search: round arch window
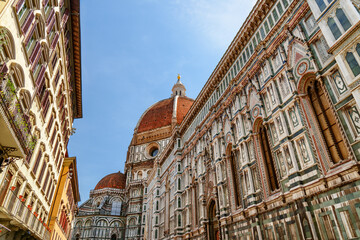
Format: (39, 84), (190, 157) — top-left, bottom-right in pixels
(149, 147), (159, 157)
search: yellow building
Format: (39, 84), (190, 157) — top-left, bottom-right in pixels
(48, 157), (80, 240)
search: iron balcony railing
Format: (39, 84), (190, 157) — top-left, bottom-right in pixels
(0, 185), (51, 239)
(0, 67), (37, 160)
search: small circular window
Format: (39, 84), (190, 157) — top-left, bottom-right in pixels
(150, 147), (159, 157)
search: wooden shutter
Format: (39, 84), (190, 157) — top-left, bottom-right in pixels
(41, 90), (50, 118)
(29, 41), (41, 64)
(32, 150), (42, 175)
(24, 23), (36, 45)
(50, 32), (59, 49)
(45, 180), (52, 198)
(61, 8), (69, 26)
(42, 171), (50, 192)
(46, 8), (55, 26)
(38, 162), (46, 183)
(15, 0), (25, 12)
(49, 184), (55, 202)
(21, 10), (34, 35)
(35, 65), (46, 88)
(46, 115), (54, 134)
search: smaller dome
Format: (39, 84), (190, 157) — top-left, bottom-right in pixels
(94, 172), (126, 190)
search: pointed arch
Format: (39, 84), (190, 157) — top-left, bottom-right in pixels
(297, 72), (351, 169)
(226, 143), (241, 207)
(254, 119), (280, 193)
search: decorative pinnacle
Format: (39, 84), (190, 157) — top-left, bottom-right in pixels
(177, 74), (181, 81)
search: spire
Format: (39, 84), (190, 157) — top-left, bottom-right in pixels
(172, 74), (186, 97)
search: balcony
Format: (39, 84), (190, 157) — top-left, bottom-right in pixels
(0, 186), (51, 239)
(0, 68), (37, 160)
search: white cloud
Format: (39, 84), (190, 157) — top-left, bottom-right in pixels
(171, 0), (257, 51)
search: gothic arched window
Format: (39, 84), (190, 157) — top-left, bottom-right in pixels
(336, 8), (351, 32)
(308, 81), (348, 163)
(316, 0), (326, 12)
(328, 17), (342, 40)
(259, 125), (279, 192)
(229, 151), (241, 206)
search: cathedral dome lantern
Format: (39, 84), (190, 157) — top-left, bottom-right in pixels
(172, 74), (187, 97)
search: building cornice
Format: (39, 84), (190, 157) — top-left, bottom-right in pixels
(70, 0), (82, 119)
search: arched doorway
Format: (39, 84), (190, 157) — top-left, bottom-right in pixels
(111, 233), (117, 240)
(208, 200), (220, 240)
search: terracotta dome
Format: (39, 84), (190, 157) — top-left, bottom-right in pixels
(94, 172), (126, 190)
(136, 96), (194, 133)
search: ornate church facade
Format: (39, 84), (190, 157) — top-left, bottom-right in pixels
(73, 0), (360, 239)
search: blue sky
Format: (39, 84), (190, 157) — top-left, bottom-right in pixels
(68, 0), (256, 202)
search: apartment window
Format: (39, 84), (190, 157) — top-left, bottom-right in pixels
(32, 149), (42, 174)
(327, 8), (352, 40)
(46, 114), (54, 134)
(42, 170), (50, 192)
(17, 0), (29, 20)
(45, 180), (52, 198)
(38, 161), (46, 183)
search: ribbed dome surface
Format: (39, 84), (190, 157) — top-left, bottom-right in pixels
(137, 96), (193, 133)
(94, 172), (126, 190)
